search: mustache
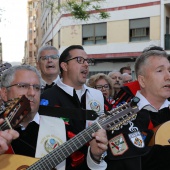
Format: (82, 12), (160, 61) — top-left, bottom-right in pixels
(114, 82), (121, 85)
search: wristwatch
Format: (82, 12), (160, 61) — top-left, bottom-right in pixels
(90, 149), (107, 164)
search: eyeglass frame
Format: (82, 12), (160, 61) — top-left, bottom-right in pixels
(5, 83), (44, 92)
(95, 84), (110, 90)
(39, 54), (59, 61)
(64, 56), (94, 64)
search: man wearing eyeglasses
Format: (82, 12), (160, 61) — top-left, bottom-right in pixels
(0, 65), (43, 157)
(40, 45), (108, 169)
(36, 45), (60, 90)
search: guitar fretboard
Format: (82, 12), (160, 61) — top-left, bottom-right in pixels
(0, 120), (10, 131)
(28, 122), (101, 170)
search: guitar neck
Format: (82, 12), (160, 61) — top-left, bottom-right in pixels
(0, 120), (10, 131)
(0, 95), (31, 131)
(28, 98), (139, 170)
(28, 122), (101, 169)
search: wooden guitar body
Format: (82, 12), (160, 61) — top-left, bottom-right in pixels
(149, 121), (170, 146)
(0, 154), (38, 170)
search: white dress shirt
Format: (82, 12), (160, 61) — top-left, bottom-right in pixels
(136, 91), (170, 112)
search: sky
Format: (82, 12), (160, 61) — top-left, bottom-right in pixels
(0, 0), (27, 63)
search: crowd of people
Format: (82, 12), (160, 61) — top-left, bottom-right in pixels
(0, 44), (170, 170)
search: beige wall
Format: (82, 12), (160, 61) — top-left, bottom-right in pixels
(150, 16), (160, 40)
(61, 25), (82, 46)
(107, 20), (129, 43)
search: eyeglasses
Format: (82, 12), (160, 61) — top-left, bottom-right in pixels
(95, 84), (110, 90)
(6, 83), (43, 92)
(40, 54), (59, 61)
(65, 56), (94, 65)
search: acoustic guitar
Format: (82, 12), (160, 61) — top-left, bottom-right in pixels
(0, 97), (140, 170)
(148, 121), (170, 146)
(0, 95), (31, 130)
(0, 95), (31, 155)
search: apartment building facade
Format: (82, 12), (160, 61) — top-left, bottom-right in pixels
(25, 0), (170, 76)
(23, 0), (41, 66)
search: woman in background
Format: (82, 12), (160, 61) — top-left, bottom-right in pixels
(87, 73), (115, 111)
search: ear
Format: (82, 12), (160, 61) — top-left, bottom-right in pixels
(60, 62), (68, 72)
(138, 75), (145, 89)
(0, 87), (8, 102)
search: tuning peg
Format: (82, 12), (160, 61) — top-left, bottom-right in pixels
(130, 97), (140, 107)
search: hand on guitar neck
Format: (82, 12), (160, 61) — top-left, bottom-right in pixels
(0, 97), (140, 170)
(0, 119), (19, 154)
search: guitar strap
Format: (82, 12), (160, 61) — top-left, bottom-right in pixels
(38, 105), (98, 120)
(35, 115), (66, 170)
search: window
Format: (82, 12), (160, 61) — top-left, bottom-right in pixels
(29, 29), (32, 34)
(129, 18), (150, 42)
(29, 51), (32, 58)
(82, 23), (106, 45)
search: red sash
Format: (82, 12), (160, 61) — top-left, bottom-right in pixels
(5, 145), (14, 154)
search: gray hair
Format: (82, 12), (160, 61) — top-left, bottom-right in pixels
(135, 46), (168, 78)
(108, 70), (121, 77)
(1, 65), (43, 88)
(37, 45), (59, 61)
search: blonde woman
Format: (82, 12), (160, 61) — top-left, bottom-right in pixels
(87, 73), (115, 111)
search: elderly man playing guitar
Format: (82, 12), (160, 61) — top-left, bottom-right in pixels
(0, 65), (108, 170)
(106, 46), (170, 170)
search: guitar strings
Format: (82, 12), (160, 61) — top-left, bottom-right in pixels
(28, 122), (100, 169)
(0, 104), (18, 130)
(29, 104), (131, 169)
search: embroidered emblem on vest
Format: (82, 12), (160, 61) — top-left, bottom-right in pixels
(128, 121), (145, 148)
(109, 133), (128, 156)
(44, 136), (63, 153)
(89, 100), (100, 112)
(128, 131), (145, 148)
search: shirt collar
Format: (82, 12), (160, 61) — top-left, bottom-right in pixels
(56, 78), (89, 96)
(136, 90), (170, 112)
(42, 75), (60, 86)
(32, 112), (40, 125)
(20, 112), (40, 130)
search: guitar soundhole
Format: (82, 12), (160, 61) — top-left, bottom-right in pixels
(17, 165), (29, 170)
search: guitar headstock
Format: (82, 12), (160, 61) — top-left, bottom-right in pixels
(99, 97), (140, 132)
(0, 95), (31, 130)
(0, 63), (12, 80)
